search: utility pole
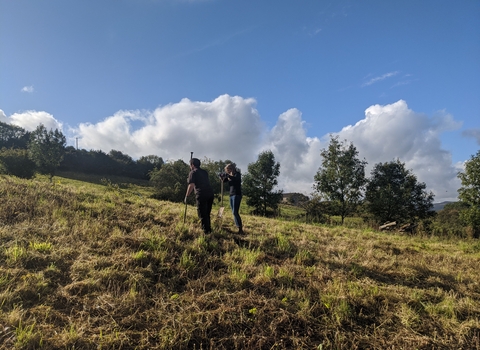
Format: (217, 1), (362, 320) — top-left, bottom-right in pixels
(76, 137), (78, 150)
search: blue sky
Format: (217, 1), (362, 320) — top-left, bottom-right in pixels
(1, 0), (479, 202)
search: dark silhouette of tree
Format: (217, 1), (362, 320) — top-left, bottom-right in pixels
(28, 124), (66, 181)
(0, 122), (30, 149)
(365, 159), (434, 225)
(314, 135), (367, 224)
(137, 155), (164, 179)
(457, 150), (480, 237)
(243, 150), (283, 216)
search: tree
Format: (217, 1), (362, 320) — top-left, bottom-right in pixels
(137, 155), (164, 179)
(243, 150), (283, 216)
(365, 159), (434, 225)
(28, 124), (66, 180)
(0, 148), (36, 178)
(314, 135), (367, 224)
(457, 150), (480, 237)
(150, 159), (190, 202)
(0, 122), (30, 149)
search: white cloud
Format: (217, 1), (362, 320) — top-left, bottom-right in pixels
(262, 108), (322, 194)
(0, 109), (8, 123)
(3, 110), (63, 132)
(74, 94), (264, 170)
(72, 97), (463, 201)
(21, 86), (34, 93)
(1, 97), (463, 202)
(362, 71), (399, 87)
(335, 100), (462, 201)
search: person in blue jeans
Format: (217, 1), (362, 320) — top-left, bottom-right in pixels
(220, 163), (243, 234)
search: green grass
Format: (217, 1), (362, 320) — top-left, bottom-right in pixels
(0, 174), (479, 349)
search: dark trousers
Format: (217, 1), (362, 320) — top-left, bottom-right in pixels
(196, 196), (214, 233)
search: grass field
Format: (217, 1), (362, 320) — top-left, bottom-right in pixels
(0, 174), (479, 349)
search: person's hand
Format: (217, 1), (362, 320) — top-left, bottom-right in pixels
(184, 196), (188, 204)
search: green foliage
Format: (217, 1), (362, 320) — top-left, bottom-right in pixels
(302, 195), (329, 223)
(243, 150), (283, 216)
(60, 148), (163, 180)
(457, 150), (480, 237)
(28, 124), (66, 180)
(0, 121), (30, 149)
(0, 148), (36, 178)
(137, 154), (164, 178)
(365, 159), (435, 225)
(431, 202), (469, 238)
(314, 135), (367, 224)
(149, 159), (190, 202)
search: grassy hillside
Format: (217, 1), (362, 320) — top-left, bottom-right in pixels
(0, 175), (479, 349)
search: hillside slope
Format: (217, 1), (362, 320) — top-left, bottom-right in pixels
(0, 176), (479, 349)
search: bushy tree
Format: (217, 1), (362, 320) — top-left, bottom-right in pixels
(0, 148), (36, 178)
(457, 150), (480, 237)
(150, 159), (190, 202)
(243, 150), (283, 216)
(302, 194), (330, 224)
(137, 155), (164, 179)
(314, 135), (367, 224)
(432, 202), (469, 238)
(365, 159), (434, 225)
(28, 124), (66, 180)
(0, 122), (30, 149)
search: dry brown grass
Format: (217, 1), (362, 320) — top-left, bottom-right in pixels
(0, 175), (479, 349)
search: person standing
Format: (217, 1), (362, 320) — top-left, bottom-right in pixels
(185, 158), (214, 234)
(220, 163), (243, 234)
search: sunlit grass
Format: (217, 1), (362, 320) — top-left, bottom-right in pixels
(0, 175), (478, 349)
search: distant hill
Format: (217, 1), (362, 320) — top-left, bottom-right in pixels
(433, 201), (454, 211)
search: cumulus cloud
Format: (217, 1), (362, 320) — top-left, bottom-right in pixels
(72, 97), (464, 201)
(0, 109), (8, 123)
(462, 128), (480, 145)
(1, 97), (463, 202)
(21, 85), (34, 93)
(74, 94), (264, 170)
(1, 110), (63, 132)
(335, 100), (462, 201)
(262, 108), (322, 194)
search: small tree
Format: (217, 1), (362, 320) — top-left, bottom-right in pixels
(365, 159), (434, 225)
(457, 150), (480, 238)
(0, 148), (36, 178)
(314, 135), (367, 224)
(28, 124), (66, 181)
(243, 150), (283, 216)
(150, 159), (190, 202)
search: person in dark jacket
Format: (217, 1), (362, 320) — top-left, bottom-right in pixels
(220, 163), (243, 234)
(185, 158), (214, 234)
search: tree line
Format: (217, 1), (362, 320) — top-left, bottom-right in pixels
(0, 122), (478, 237)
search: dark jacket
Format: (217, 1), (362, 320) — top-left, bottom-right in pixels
(188, 167), (214, 200)
(223, 172), (242, 196)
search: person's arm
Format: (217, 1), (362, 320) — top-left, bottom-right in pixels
(185, 183), (195, 203)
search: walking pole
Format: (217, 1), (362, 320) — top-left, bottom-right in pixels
(183, 152), (193, 224)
